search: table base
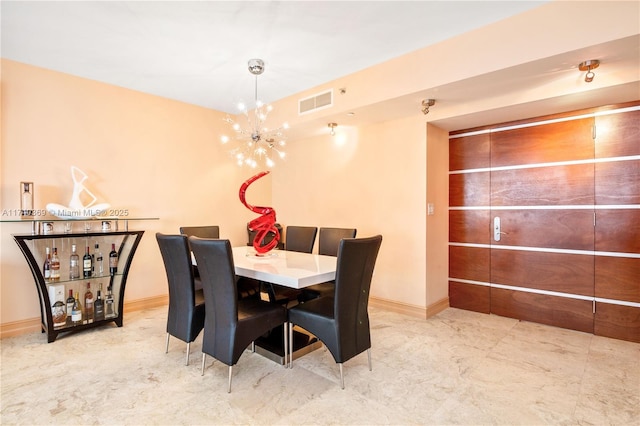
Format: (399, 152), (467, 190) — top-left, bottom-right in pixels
(254, 326), (322, 365)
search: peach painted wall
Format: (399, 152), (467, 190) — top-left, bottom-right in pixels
(0, 59), (266, 326)
(425, 124), (449, 307)
(272, 114), (429, 309)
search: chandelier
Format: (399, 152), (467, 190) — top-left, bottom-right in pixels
(221, 59), (288, 168)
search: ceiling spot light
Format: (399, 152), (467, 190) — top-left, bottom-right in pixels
(328, 122), (338, 136)
(579, 60), (600, 83)
(421, 99), (435, 115)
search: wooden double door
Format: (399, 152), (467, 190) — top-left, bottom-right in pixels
(448, 103), (639, 342)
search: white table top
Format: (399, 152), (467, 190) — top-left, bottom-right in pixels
(231, 246), (337, 289)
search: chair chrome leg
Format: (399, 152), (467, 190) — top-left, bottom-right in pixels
(283, 322), (289, 368)
(165, 333), (170, 353)
(228, 366), (233, 393)
(185, 342), (190, 366)
(289, 323), (294, 369)
(339, 363), (344, 389)
(367, 348), (372, 371)
(201, 353), (206, 376)
(251, 341), (255, 352)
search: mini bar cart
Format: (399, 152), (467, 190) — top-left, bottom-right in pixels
(11, 218), (157, 342)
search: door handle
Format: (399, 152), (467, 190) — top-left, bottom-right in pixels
(494, 217), (507, 242)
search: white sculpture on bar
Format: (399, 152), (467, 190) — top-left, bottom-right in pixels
(46, 166), (110, 219)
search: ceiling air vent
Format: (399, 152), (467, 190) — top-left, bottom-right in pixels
(298, 89), (333, 115)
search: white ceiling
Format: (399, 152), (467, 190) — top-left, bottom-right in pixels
(2, 1), (638, 134)
(1, 1), (549, 114)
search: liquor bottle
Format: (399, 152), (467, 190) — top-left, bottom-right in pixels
(43, 247), (52, 281)
(94, 243), (104, 276)
(83, 246), (92, 278)
(52, 300), (67, 327)
(20, 182), (34, 216)
(69, 244), (80, 279)
(50, 248), (61, 281)
(71, 292), (82, 324)
(66, 289), (75, 320)
(109, 243), (118, 276)
(84, 282), (94, 323)
(105, 284), (115, 318)
(94, 283), (105, 321)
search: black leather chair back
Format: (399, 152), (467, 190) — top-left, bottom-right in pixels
(285, 226), (318, 253)
(189, 238), (238, 365)
(179, 225), (220, 239)
(156, 233), (204, 344)
(332, 235), (382, 362)
(318, 227), (357, 256)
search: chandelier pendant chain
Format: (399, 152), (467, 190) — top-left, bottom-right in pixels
(253, 74), (260, 141)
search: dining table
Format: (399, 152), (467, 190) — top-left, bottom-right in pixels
(194, 246), (338, 365)
(234, 246), (337, 364)
(232, 246), (337, 288)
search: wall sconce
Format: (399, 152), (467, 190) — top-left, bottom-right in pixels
(579, 60), (599, 83)
(328, 122), (338, 136)
(421, 99), (435, 115)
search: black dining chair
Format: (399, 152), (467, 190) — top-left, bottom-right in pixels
(288, 235), (382, 389)
(156, 233), (206, 366)
(179, 226), (220, 286)
(299, 227), (357, 301)
(181, 225), (259, 300)
(285, 226), (318, 254)
(189, 237), (288, 393)
(179, 225), (220, 240)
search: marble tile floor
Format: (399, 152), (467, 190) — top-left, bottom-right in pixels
(1, 306), (638, 425)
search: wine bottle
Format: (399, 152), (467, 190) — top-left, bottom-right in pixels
(69, 244), (80, 279)
(94, 283), (105, 321)
(84, 282), (94, 323)
(109, 243), (118, 276)
(105, 284), (115, 318)
(94, 243), (104, 276)
(71, 292), (82, 324)
(50, 248), (61, 281)
(83, 246), (92, 278)
(43, 247), (51, 281)
(66, 289), (75, 320)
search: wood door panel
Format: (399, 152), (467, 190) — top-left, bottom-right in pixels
(595, 160), (640, 205)
(449, 246), (490, 283)
(595, 257), (640, 302)
(491, 288), (593, 333)
(450, 104), (638, 342)
(595, 209), (640, 253)
(491, 250), (594, 296)
(490, 118), (594, 167)
(595, 110), (640, 158)
(449, 133), (490, 171)
(449, 281), (490, 314)
(491, 164), (594, 206)
(493, 209), (594, 250)
(449, 172), (490, 207)
(594, 303), (640, 343)
(449, 210), (491, 244)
